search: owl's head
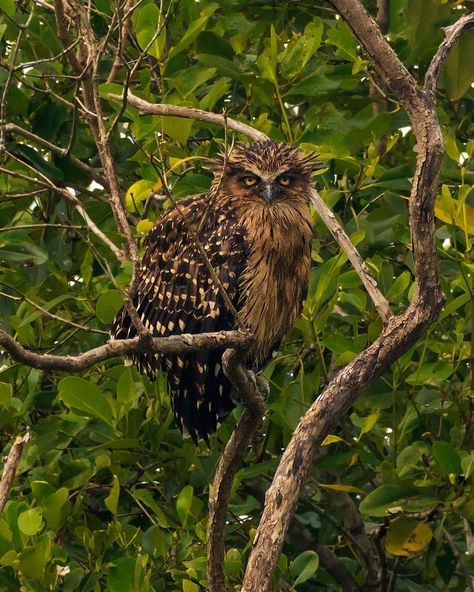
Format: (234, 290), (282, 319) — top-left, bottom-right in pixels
(212, 140), (315, 206)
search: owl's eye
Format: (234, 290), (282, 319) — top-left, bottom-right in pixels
(278, 175), (293, 187)
(242, 175), (258, 187)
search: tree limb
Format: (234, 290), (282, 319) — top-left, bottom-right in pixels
(0, 430), (31, 514)
(0, 329), (253, 373)
(424, 13), (474, 96)
(240, 1), (448, 589)
(207, 350), (266, 592)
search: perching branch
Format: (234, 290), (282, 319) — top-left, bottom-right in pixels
(239, 2), (461, 590)
(0, 329), (252, 373)
(0, 430), (31, 514)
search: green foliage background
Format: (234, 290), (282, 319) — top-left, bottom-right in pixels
(0, 0), (474, 590)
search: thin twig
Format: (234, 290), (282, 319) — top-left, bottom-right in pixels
(3, 123), (106, 184)
(0, 430), (31, 514)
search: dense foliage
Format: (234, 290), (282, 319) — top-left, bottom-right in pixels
(0, 0), (474, 590)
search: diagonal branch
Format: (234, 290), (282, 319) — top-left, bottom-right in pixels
(424, 13), (474, 95)
(0, 430), (31, 514)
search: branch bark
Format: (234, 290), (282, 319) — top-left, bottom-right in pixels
(0, 329), (252, 373)
(208, 350), (266, 592)
(239, 3), (471, 591)
(0, 430), (31, 514)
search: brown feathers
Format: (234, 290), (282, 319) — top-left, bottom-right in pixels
(111, 140), (314, 442)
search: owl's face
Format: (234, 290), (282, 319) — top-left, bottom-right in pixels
(214, 141), (315, 207)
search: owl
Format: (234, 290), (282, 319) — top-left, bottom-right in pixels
(111, 140), (314, 442)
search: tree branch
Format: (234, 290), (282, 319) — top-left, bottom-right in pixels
(3, 122), (107, 185)
(0, 430), (31, 514)
(0, 329), (253, 373)
(424, 13), (474, 96)
(309, 188), (391, 323)
(107, 91), (269, 142)
(240, 1), (448, 589)
(208, 350), (266, 592)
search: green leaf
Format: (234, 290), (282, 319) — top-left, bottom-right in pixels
(168, 4), (218, 59)
(359, 484), (420, 517)
(0, 382), (12, 407)
(442, 29), (474, 101)
(290, 550), (319, 587)
(58, 376), (114, 426)
(96, 290), (123, 324)
(117, 367), (135, 404)
(125, 179), (154, 213)
(18, 508), (44, 536)
(133, 4), (166, 59)
(405, 361), (453, 386)
(461, 454), (474, 479)
(176, 485), (194, 526)
(387, 271), (411, 303)
(107, 557), (136, 592)
(133, 489), (169, 527)
(105, 475), (120, 516)
(432, 441), (462, 475)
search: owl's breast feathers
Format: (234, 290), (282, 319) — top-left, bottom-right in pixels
(111, 190), (312, 442)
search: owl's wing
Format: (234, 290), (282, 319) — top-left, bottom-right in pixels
(111, 194), (248, 442)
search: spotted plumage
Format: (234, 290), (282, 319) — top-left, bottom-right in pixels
(111, 140), (314, 442)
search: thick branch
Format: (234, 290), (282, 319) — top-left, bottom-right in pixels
(240, 2), (448, 590)
(0, 329), (252, 373)
(0, 430), (31, 514)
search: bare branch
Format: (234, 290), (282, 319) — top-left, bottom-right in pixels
(424, 13), (474, 95)
(0, 430), (31, 514)
(0, 329), (253, 373)
(108, 91), (269, 142)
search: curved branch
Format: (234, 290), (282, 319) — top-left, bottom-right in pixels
(309, 188), (391, 323)
(240, 1), (448, 590)
(424, 13), (474, 95)
(0, 329), (252, 373)
(208, 350), (266, 592)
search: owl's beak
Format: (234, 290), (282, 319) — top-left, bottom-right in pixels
(261, 184), (277, 204)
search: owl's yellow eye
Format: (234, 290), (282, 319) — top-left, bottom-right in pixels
(278, 175), (292, 187)
(242, 175), (258, 187)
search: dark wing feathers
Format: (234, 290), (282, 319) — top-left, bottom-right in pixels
(111, 194), (248, 442)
